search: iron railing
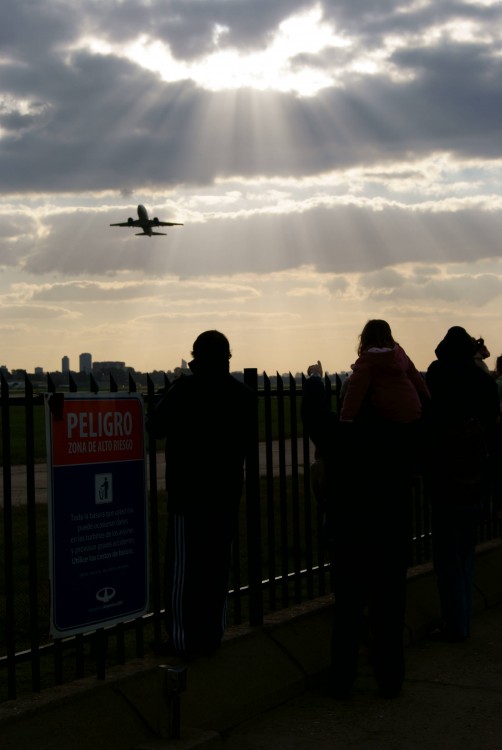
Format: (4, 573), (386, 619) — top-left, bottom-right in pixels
(1, 369), (500, 702)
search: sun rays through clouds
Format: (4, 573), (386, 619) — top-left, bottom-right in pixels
(1, 0), (502, 372)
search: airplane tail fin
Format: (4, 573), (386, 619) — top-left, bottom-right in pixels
(135, 231), (167, 236)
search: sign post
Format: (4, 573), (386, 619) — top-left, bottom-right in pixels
(46, 392), (148, 637)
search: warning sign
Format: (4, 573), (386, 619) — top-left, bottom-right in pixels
(46, 393), (148, 637)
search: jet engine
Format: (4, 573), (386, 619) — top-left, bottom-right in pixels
(153, 217), (160, 225)
(127, 217), (134, 225)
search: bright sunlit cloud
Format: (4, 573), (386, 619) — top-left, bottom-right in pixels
(2, 0), (502, 373)
(74, 3), (502, 98)
(78, 4), (350, 95)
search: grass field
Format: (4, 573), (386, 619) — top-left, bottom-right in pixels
(0, 403), (47, 464)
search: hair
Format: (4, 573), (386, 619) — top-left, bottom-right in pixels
(357, 319), (395, 356)
(434, 326), (475, 361)
(496, 355), (502, 376)
(191, 330), (231, 365)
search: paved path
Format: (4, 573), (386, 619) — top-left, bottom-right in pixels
(1, 440), (309, 506)
(1, 463), (49, 506)
(219, 603), (502, 750)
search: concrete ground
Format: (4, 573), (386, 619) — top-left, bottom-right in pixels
(218, 602), (502, 750)
(1, 544), (502, 750)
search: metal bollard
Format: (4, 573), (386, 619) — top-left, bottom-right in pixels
(160, 664), (188, 740)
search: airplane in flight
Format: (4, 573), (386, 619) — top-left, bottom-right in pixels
(110, 204), (183, 236)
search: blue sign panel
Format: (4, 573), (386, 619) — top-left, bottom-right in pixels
(46, 393), (148, 637)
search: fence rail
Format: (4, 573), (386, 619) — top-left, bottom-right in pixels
(1, 370), (500, 703)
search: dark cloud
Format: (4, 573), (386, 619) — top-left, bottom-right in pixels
(359, 268), (406, 290)
(75, 0), (313, 59)
(0, 0), (310, 63)
(1, 0), (502, 294)
(0, 0), (76, 59)
(1, 1), (501, 195)
(147, 0), (313, 59)
(370, 273), (502, 307)
(322, 0), (502, 45)
(2, 44), (502, 194)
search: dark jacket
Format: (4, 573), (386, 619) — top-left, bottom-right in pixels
(425, 334), (500, 489)
(148, 367), (256, 516)
(426, 359), (499, 434)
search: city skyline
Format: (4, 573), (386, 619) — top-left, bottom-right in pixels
(3, 351), (340, 377)
(1, 2), (502, 376)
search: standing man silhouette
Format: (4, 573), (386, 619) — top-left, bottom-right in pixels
(149, 330), (255, 656)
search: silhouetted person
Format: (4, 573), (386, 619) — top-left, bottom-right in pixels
(494, 355), (502, 404)
(426, 326), (499, 642)
(302, 320), (429, 699)
(148, 330), (255, 656)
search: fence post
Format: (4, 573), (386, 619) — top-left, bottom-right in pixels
(24, 374), (41, 692)
(147, 374), (163, 649)
(244, 368), (263, 626)
(1, 375), (16, 699)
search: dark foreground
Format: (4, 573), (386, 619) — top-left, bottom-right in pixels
(219, 603), (502, 750)
(2, 558), (501, 750)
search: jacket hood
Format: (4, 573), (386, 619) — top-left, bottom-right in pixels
(361, 344), (409, 372)
(434, 326), (474, 362)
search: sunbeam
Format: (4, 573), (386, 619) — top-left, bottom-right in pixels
(1, 1), (502, 374)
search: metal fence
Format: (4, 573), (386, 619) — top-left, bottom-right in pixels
(1, 370), (500, 703)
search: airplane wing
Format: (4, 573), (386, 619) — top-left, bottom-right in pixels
(110, 221), (141, 227)
(147, 221), (184, 227)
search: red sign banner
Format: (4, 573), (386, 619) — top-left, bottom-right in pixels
(50, 395), (144, 466)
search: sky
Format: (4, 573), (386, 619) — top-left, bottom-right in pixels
(1, 0), (502, 376)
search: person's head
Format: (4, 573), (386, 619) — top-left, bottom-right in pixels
(434, 326), (475, 362)
(190, 330), (231, 372)
(357, 319), (395, 356)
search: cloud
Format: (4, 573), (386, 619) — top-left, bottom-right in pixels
(81, 1), (315, 59)
(0, 194), (499, 279)
(0, 303), (77, 320)
(21, 277), (260, 304)
(369, 270), (502, 306)
(322, 0), (502, 42)
(1, 0), (502, 374)
(1, 2), (502, 194)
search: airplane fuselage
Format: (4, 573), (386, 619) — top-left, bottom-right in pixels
(137, 204), (154, 236)
(137, 204), (149, 224)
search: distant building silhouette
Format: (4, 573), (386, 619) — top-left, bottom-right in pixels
(79, 352), (92, 374)
(62, 355), (69, 374)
